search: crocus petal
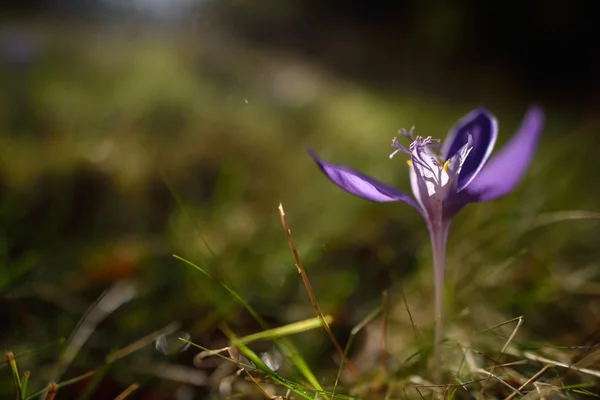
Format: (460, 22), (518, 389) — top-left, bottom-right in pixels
(441, 108), (498, 191)
(409, 163), (426, 212)
(445, 135), (474, 188)
(411, 136), (473, 220)
(462, 106), (545, 201)
(412, 145), (447, 197)
(409, 159), (433, 217)
(309, 148), (424, 215)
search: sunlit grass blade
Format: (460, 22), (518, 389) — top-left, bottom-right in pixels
(186, 337), (353, 400)
(221, 327), (359, 400)
(184, 315), (334, 395)
(237, 316), (334, 345)
(220, 324), (318, 400)
(174, 254), (325, 394)
(276, 337), (327, 398)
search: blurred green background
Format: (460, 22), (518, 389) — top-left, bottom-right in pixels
(1, 1), (600, 399)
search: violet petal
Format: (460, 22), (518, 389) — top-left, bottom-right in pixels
(441, 108), (498, 191)
(309, 148), (424, 215)
(442, 190), (472, 220)
(462, 106), (545, 201)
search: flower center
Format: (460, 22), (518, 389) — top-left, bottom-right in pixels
(390, 127), (440, 154)
(390, 128), (452, 195)
(390, 127), (445, 167)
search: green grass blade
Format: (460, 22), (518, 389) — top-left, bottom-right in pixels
(237, 316), (333, 345)
(173, 254), (263, 323)
(25, 370), (96, 400)
(20, 371), (30, 400)
(221, 324), (317, 400)
(174, 254), (325, 394)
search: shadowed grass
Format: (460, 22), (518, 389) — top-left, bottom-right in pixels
(5, 236), (600, 399)
(333, 304), (381, 397)
(6, 322), (185, 399)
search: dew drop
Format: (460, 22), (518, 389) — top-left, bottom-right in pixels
(155, 331), (191, 355)
(261, 348), (283, 371)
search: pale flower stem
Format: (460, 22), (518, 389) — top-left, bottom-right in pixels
(428, 219), (450, 382)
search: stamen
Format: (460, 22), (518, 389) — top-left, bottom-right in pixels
(390, 137), (411, 158)
(398, 126), (416, 140)
(443, 160), (450, 172)
(390, 128), (443, 176)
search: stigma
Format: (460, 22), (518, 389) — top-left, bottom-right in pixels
(390, 127), (442, 163)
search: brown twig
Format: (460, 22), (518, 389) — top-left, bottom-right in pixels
(278, 203), (360, 379)
(523, 351), (600, 378)
(504, 364), (552, 400)
(477, 316), (523, 397)
(44, 383), (58, 400)
(114, 383), (140, 400)
(475, 368), (522, 396)
(105, 321), (180, 363)
(227, 347), (273, 399)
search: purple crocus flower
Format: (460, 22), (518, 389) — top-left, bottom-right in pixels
(309, 106), (544, 374)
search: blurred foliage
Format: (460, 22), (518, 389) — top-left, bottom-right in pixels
(1, 3), (600, 398)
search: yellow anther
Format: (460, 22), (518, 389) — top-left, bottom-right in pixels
(443, 160), (450, 172)
(406, 160), (413, 167)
